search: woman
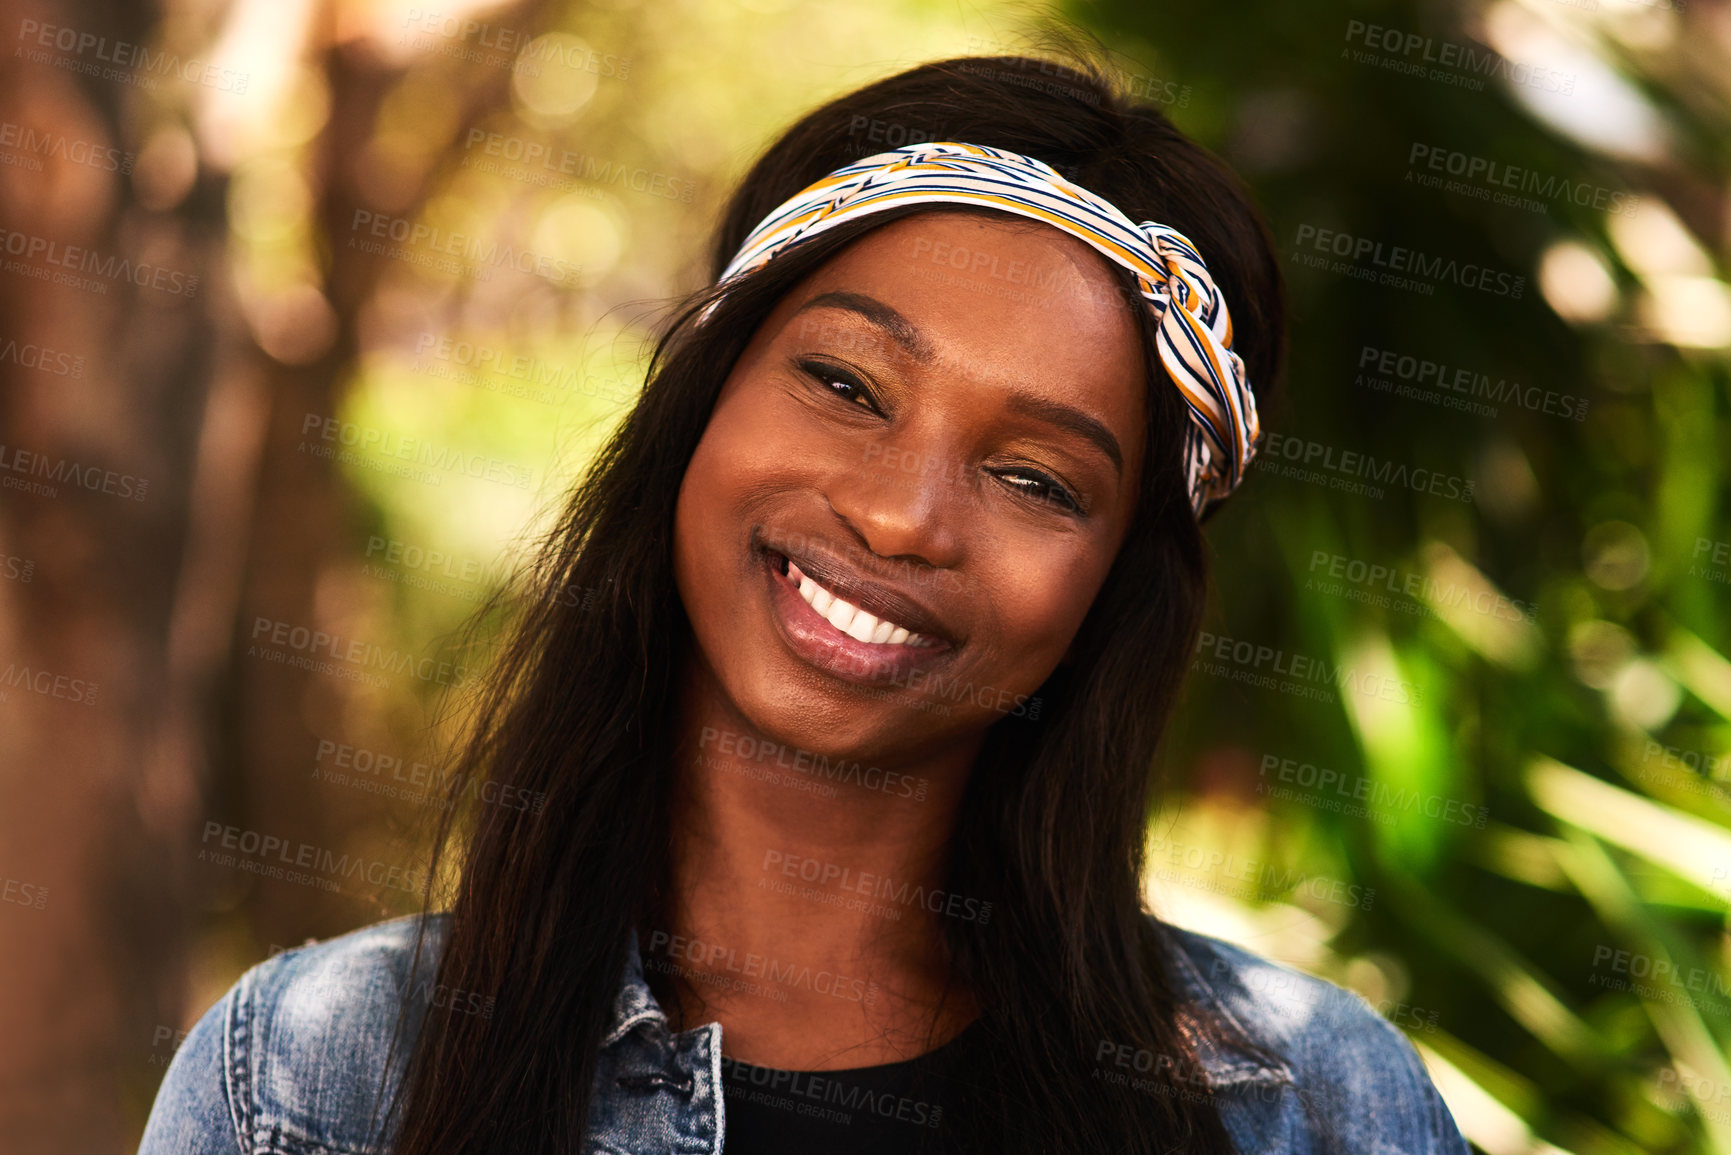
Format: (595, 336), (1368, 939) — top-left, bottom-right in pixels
(141, 51), (1469, 1155)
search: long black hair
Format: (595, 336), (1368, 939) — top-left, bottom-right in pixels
(378, 47), (1286, 1155)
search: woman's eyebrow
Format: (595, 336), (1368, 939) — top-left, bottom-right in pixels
(1002, 390), (1124, 477)
(792, 290), (935, 360)
(792, 288), (1122, 477)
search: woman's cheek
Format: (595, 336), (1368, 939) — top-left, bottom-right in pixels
(1006, 558), (1106, 662)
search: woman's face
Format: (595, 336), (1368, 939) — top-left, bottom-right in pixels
(673, 212), (1148, 763)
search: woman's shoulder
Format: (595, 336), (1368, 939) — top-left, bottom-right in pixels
(140, 912), (452, 1155)
(1162, 922), (1417, 1060)
(239, 909), (451, 1023)
(1159, 922), (1470, 1154)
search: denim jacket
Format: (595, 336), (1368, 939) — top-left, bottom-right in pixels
(140, 912), (1469, 1154)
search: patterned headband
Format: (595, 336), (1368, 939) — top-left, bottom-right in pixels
(712, 141), (1261, 517)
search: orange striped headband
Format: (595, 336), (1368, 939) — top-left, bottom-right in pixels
(714, 141), (1261, 516)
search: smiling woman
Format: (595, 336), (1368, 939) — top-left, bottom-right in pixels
(676, 213), (1146, 745)
(139, 51), (1469, 1155)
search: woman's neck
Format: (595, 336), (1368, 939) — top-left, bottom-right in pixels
(650, 656), (983, 1069)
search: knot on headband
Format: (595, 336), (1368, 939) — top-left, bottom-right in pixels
(713, 141), (1261, 517)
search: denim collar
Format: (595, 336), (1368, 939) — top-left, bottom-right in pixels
(607, 927), (1292, 1087)
(604, 931), (671, 1046)
(1162, 928), (1296, 1087)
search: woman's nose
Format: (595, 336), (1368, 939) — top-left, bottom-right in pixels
(824, 436), (966, 572)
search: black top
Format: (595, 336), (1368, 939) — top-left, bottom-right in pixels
(719, 1019), (985, 1154)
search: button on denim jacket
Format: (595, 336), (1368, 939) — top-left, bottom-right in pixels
(140, 912), (1469, 1154)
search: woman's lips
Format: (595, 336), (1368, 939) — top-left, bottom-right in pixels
(762, 550), (956, 686)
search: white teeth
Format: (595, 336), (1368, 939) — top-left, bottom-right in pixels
(783, 559), (928, 647)
(825, 598), (856, 632)
(846, 611), (879, 642)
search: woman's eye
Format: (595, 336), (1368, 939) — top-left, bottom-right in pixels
(996, 470), (1082, 514)
(799, 360), (876, 410)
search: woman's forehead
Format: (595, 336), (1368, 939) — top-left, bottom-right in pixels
(774, 212), (1147, 412)
(809, 211), (1134, 312)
